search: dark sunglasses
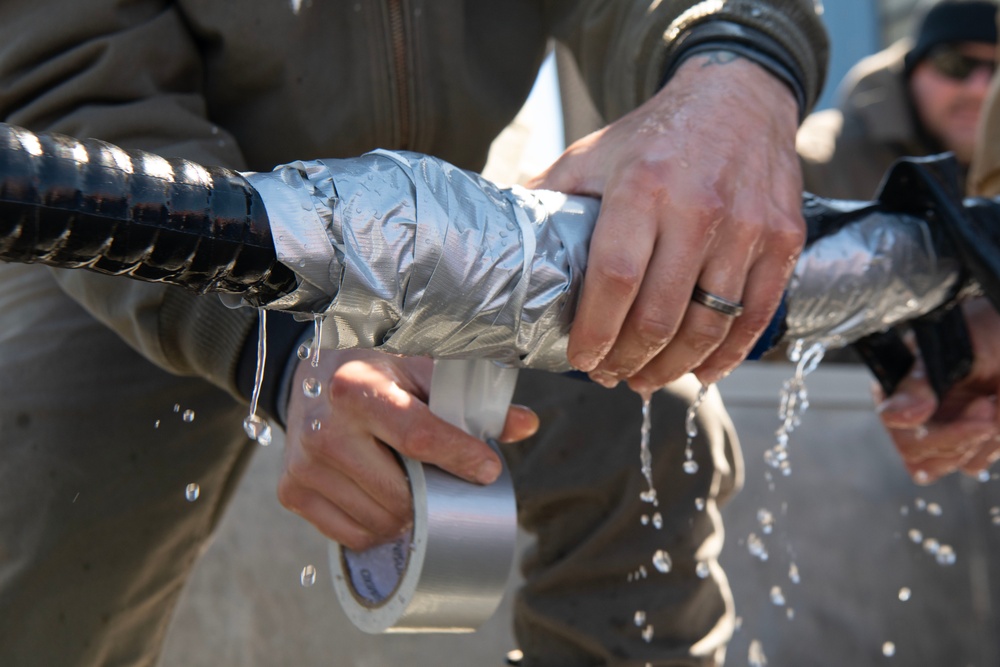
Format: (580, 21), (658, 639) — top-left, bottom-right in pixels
(926, 45), (997, 82)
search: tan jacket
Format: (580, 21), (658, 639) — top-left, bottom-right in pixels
(0, 0), (828, 395)
(797, 39), (939, 201)
(971, 15), (1000, 196)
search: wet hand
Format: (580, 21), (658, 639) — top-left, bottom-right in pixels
(876, 299), (1000, 483)
(277, 349), (539, 551)
(528, 53), (804, 392)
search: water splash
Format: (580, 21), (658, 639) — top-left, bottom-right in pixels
(682, 384), (710, 475)
(639, 394), (658, 506)
(765, 340), (827, 478)
(747, 532), (769, 561)
(243, 309), (273, 446)
(311, 315), (324, 368)
(757, 508), (775, 535)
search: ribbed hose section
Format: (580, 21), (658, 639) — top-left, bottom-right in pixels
(0, 122), (296, 306)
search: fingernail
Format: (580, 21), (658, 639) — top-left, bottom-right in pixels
(476, 459), (502, 484)
(572, 352), (600, 372)
(590, 371), (619, 389)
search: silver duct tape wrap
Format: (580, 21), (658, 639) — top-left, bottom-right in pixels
(247, 150), (968, 362)
(246, 151), (599, 372)
(330, 360), (519, 633)
(784, 211), (963, 347)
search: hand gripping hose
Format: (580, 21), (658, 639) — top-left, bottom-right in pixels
(0, 121), (996, 396)
(0, 122), (296, 306)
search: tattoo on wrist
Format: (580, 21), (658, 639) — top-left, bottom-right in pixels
(699, 51), (741, 67)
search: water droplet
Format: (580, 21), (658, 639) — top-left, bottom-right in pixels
(640, 514), (649, 526)
(770, 585), (786, 606)
(302, 377), (322, 398)
(695, 497), (705, 511)
(922, 538), (940, 555)
(154, 420), (160, 429)
(735, 616), (744, 631)
(633, 610), (646, 627)
(173, 403), (181, 413)
(926, 502), (942, 517)
(748, 533), (769, 561)
(185, 483), (200, 502)
(908, 528), (923, 543)
(696, 561), (710, 579)
(979, 470), (992, 483)
(789, 562), (801, 584)
(899, 505), (909, 516)
(786, 607), (795, 620)
(993, 515), (1000, 526)
(311, 419), (322, 431)
(297, 342), (311, 360)
(749, 639), (768, 667)
(652, 550), (672, 573)
(182, 409), (195, 423)
(300, 564), (317, 587)
(935, 544), (956, 566)
(641, 624), (654, 643)
(882, 641), (896, 657)
(683, 459), (699, 474)
(757, 508), (775, 534)
(750, 7), (763, 17)
(652, 512), (663, 529)
(243, 414), (273, 446)
(637, 565), (648, 579)
(898, 587), (911, 602)
(914, 470), (930, 484)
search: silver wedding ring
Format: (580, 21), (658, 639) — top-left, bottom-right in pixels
(691, 285), (744, 318)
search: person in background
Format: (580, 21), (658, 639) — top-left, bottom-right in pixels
(0, 2), (827, 666)
(749, 3), (1000, 665)
(798, 0), (998, 199)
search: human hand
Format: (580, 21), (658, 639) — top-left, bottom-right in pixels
(876, 299), (1000, 483)
(528, 52), (804, 393)
(277, 349), (539, 550)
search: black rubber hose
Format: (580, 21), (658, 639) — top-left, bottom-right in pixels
(0, 122), (296, 306)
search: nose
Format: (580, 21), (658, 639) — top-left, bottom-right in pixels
(965, 65), (995, 92)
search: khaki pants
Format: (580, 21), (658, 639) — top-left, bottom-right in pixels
(0, 263), (740, 667)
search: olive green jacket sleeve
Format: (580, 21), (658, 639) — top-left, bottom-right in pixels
(545, 0), (829, 122)
(0, 0), (255, 396)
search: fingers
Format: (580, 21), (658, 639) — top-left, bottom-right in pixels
(498, 404), (539, 443)
(279, 350), (506, 551)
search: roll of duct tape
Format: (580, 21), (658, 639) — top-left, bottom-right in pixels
(329, 359), (519, 633)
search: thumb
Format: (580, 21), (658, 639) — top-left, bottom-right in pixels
(875, 373), (938, 428)
(497, 404), (540, 443)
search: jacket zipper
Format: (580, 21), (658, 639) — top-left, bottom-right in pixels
(386, 0), (411, 148)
